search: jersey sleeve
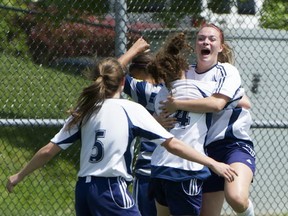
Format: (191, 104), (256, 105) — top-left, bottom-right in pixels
(123, 74), (146, 101)
(214, 63), (242, 99)
(50, 116), (81, 150)
(224, 87), (245, 109)
(123, 101), (174, 145)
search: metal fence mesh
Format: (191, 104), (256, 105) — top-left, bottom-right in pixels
(1, 0), (287, 215)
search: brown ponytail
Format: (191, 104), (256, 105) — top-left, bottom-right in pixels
(66, 57), (125, 129)
(148, 32), (191, 88)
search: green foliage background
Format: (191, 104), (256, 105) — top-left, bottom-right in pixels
(260, 0), (288, 30)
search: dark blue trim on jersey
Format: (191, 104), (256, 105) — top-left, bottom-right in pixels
(214, 64), (227, 93)
(191, 63), (218, 75)
(196, 86), (210, 98)
(123, 108), (168, 177)
(123, 75), (163, 114)
(139, 140), (157, 152)
(204, 112), (213, 145)
(124, 74), (148, 107)
(123, 110), (136, 177)
(134, 159), (151, 172)
(123, 75), (149, 109)
(223, 86), (242, 109)
(205, 138), (254, 150)
(224, 107), (242, 139)
(133, 81), (147, 108)
(124, 75), (133, 97)
(151, 165), (211, 181)
(54, 129), (81, 146)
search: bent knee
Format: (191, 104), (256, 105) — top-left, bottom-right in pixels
(226, 194), (249, 213)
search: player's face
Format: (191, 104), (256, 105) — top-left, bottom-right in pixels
(195, 27), (223, 68)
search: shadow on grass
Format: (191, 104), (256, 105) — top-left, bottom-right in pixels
(0, 125), (81, 164)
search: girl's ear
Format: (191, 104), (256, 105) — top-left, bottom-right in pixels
(219, 43), (224, 53)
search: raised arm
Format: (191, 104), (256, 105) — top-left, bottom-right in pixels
(118, 37), (150, 68)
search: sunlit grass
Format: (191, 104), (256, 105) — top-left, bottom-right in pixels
(0, 53), (90, 119)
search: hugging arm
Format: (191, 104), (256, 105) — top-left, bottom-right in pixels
(161, 93), (230, 114)
(162, 138), (238, 182)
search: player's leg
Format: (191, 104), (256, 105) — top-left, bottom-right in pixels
(200, 142), (227, 216)
(224, 162), (254, 216)
(224, 140), (256, 216)
(155, 201), (170, 216)
(200, 191), (224, 216)
(149, 178), (170, 216)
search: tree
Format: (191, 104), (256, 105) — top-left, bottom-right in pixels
(260, 0), (288, 30)
(31, 0), (109, 20)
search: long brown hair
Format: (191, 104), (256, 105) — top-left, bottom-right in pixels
(129, 52), (154, 75)
(147, 32), (191, 88)
(66, 57), (125, 129)
(197, 23), (234, 64)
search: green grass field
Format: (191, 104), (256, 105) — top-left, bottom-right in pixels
(1, 126), (81, 216)
(0, 53), (89, 119)
(0, 53), (86, 215)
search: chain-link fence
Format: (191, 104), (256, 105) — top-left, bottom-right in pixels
(1, 0), (287, 215)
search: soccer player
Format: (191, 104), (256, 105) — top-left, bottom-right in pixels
(119, 39), (176, 216)
(160, 24), (256, 216)
(123, 52), (163, 216)
(6, 56), (237, 216)
(147, 32), (243, 216)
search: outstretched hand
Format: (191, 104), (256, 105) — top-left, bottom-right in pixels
(6, 174), (22, 193)
(210, 162), (238, 183)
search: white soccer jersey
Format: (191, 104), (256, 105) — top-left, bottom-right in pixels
(123, 75), (164, 177)
(186, 62), (242, 98)
(186, 63), (252, 146)
(152, 79), (217, 181)
(51, 99), (173, 182)
(124, 75), (163, 114)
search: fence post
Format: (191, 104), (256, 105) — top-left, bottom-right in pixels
(114, 0), (128, 57)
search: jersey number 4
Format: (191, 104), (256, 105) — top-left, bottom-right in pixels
(174, 110), (190, 128)
(89, 130), (105, 163)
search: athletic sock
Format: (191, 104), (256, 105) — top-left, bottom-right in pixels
(236, 199), (254, 216)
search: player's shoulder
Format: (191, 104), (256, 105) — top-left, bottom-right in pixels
(109, 98), (146, 110)
(217, 62), (238, 71)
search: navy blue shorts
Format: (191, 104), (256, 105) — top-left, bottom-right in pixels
(133, 175), (156, 216)
(75, 176), (140, 216)
(149, 178), (203, 216)
(203, 140), (256, 193)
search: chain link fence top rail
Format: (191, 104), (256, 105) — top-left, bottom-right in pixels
(1, 0), (287, 215)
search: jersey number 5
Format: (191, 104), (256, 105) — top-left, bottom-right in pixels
(89, 130), (105, 163)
